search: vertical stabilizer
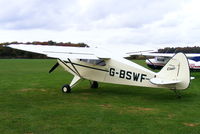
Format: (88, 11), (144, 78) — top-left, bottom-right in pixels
(153, 53), (190, 90)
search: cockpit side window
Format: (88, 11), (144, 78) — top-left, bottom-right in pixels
(80, 59), (106, 66)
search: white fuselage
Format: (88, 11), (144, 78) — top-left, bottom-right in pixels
(57, 58), (161, 88)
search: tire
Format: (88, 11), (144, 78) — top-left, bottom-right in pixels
(62, 84), (71, 93)
(91, 81), (98, 88)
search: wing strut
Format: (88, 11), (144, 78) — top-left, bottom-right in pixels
(58, 59), (80, 76)
(146, 56), (156, 69)
(67, 58), (82, 78)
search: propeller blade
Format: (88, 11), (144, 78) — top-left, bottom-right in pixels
(49, 62), (59, 73)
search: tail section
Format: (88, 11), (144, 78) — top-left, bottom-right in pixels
(150, 53), (190, 90)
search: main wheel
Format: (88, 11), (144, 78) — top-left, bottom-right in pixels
(62, 84), (71, 93)
(91, 81), (98, 88)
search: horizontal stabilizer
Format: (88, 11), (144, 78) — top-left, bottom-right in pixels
(191, 77), (195, 80)
(150, 78), (180, 85)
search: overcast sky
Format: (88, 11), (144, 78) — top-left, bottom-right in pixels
(0, 0), (200, 50)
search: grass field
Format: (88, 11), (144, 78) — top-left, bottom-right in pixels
(1, 59), (200, 134)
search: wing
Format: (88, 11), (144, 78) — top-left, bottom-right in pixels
(8, 44), (111, 60)
(128, 52), (200, 58)
(130, 52), (174, 57)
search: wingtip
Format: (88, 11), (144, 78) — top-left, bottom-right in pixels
(7, 44), (29, 48)
(6, 44), (18, 48)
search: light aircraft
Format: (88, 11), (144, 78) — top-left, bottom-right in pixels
(131, 52), (200, 71)
(7, 44), (191, 97)
(146, 57), (200, 71)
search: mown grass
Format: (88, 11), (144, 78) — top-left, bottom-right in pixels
(0, 59), (200, 134)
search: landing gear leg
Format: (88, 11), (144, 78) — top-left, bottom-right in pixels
(90, 81), (98, 88)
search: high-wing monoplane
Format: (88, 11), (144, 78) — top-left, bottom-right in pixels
(7, 44), (191, 97)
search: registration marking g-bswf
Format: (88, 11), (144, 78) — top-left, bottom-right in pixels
(109, 68), (147, 82)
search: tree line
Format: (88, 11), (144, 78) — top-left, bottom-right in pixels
(158, 46), (200, 53)
(0, 41), (88, 58)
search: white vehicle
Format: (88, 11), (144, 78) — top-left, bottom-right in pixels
(8, 44), (191, 97)
(146, 57), (200, 71)
(131, 52), (200, 71)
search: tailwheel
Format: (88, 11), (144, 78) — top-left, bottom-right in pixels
(62, 84), (71, 93)
(174, 90), (181, 99)
(91, 81), (98, 88)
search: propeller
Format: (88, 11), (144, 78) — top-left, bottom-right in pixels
(49, 62), (59, 73)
